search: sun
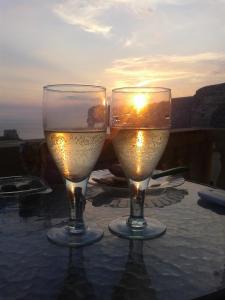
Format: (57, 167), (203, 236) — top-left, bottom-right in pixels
(132, 94), (147, 113)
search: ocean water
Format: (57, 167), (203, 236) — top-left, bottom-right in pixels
(0, 120), (44, 140)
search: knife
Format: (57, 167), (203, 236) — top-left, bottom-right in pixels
(151, 166), (189, 180)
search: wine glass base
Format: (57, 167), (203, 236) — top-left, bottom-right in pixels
(47, 224), (103, 247)
(108, 217), (166, 240)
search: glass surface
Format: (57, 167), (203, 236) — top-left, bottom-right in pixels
(109, 87), (171, 239)
(1, 181), (225, 300)
(43, 84), (107, 247)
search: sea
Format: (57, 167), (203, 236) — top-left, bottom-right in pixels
(0, 120), (44, 140)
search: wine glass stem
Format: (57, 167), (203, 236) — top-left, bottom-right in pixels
(127, 178), (150, 229)
(66, 178), (88, 234)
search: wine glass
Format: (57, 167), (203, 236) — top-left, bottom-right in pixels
(43, 84), (107, 247)
(109, 87), (171, 239)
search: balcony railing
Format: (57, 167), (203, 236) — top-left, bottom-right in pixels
(0, 128), (224, 189)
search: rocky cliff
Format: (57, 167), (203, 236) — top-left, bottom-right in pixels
(171, 96), (194, 128)
(172, 82), (225, 128)
(191, 82), (225, 127)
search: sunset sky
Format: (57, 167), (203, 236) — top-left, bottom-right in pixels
(1, 0), (225, 137)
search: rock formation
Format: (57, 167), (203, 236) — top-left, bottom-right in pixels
(191, 82), (225, 128)
(171, 82), (225, 129)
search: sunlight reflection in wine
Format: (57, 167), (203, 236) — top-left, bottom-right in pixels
(136, 130), (144, 177)
(55, 132), (70, 178)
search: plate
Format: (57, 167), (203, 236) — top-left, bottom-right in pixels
(0, 176), (52, 198)
(89, 169), (185, 192)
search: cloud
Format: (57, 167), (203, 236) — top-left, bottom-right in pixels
(105, 52), (225, 94)
(163, 52), (225, 63)
(122, 33), (144, 48)
(53, 0), (112, 36)
(53, 0), (153, 36)
(53, 0), (113, 36)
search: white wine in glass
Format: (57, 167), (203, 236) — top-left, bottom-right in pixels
(45, 130), (106, 182)
(43, 84), (107, 247)
(109, 87), (171, 239)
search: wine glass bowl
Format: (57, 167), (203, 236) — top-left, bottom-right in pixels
(109, 87), (171, 239)
(43, 84), (107, 247)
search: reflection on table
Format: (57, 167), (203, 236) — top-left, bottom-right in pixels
(1, 181), (225, 300)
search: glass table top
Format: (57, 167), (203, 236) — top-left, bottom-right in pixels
(0, 181), (225, 300)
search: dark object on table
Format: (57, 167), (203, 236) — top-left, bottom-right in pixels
(92, 176), (128, 188)
(17, 184), (30, 191)
(151, 166), (189, 179)
(109, 164), (188, 180)
(0, 175), (52, 197)
(1, 184), (18, 192)
(29, 180), (43, 188)
(197, 198), (225, 216)
(198, 188), (225, 207)
(108, 163), (126, 178)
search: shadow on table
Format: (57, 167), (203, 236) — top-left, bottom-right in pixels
(58, 248), (97, 300)
(89, 187), (188, 209)
(56, 240), (157, 300)
(16, 185), (69, 221)
(18, 196), (45, 218)
(197, 199), (225, 215)
(0, 195), (45, 218)
(111, 240), (157, 300)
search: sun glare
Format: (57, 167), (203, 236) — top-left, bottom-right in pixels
(132, 94), (147, 113)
